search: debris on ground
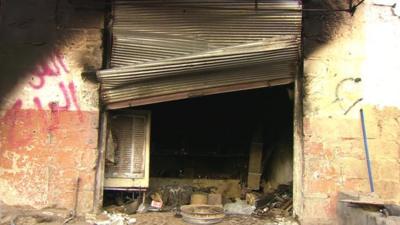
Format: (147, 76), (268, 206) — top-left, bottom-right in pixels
(100, 184), (295, 224)
(149, 201), (163, 212)
(252, 184), (293, 218)
(150, 193), (163, 203)
(104, 199), (140, 215)
(149, 192), (163, 211)
(151, 185), (221, 205)
(0, 202), (78, 225)
(208, 194), (222, 206)
(246, 192), (261, 206)
(136, 203), (148, 214)
(224, 198), (256, 215)
(124, 200), (140, 215)
(86, 212), (136, 225)
(104, 205), (126, 214)
(148, 185), (194, 209)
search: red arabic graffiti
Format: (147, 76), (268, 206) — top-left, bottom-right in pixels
(47, 81), (83, 131)
(48, 82), (71, 111)
(29, 52), (69, 89)
(67, 81), (84, 121)
(33, 96), (43, 110)
(1, 51), (83, 148)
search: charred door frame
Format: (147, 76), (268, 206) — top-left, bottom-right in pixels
(292, 46), (304, 218)
(93, 77), (305, 215)
(93, 0), (113, 211)
(93, 109), (109, 212)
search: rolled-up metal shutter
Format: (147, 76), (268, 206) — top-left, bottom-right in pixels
(98, 0), (302, 109)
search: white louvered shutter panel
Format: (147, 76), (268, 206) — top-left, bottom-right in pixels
(105, 111), (150, 179)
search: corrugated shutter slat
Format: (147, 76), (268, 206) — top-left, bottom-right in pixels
(97, 0), (302, 109)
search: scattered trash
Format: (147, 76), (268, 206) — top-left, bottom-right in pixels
(252, 184), (293, 218)
(245, 192), (261, 206)
(124, 199), (140, 215)
(126, 217), (137, 225)
(137, 203), (148, 213)
(149, 185), (194, 209)
(88, 212), (136, 225)
(150, 200), (163, 209)
(146, 185), (220, 210)
(173, 207), (183, 218)
(87, 213), (109, 225)
(181, 205), (225, 224)
(208, 194), (222, 206)
(224, 198), (256, 215)
(147, 192), (163, 212)
(104, 198), (142, 215)
(104, 205), (126, 214)
(101, 184), (294, 223)
(150, 192), (163, 203)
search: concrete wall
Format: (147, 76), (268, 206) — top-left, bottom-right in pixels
(0, 0), (103, 213)
(301, 0), (400, 224)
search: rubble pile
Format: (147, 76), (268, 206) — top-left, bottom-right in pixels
(101, 184), (294, 224)
(252, 184), (293, 218)
(224, 199), (256, 215)
(103, 199), (140, 215)
(145, 185), (220, 211)
(149, 185), (195, 209)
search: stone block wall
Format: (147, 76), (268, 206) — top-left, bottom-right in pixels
(0, 0), (104, 213)
(1, 0), (399, 222)
(301, 0), (400, 224)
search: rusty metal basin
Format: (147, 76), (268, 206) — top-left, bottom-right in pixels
(180, 205), (225, 224)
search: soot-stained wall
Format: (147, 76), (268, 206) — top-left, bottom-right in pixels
(300, 0), (400, 224)
(0, 0), (104, 213)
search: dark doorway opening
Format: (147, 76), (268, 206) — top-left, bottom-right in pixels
(102, 85), (294, 212)
(142, 85), (294, 194)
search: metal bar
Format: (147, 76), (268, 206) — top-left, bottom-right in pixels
(104, 187), (148, 191)
(93, 110), (109, 213)
(360, 108), (375, 192)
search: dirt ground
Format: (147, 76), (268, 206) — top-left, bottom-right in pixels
(0, 202), (298, 225)
(1, 211), (298, 225)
